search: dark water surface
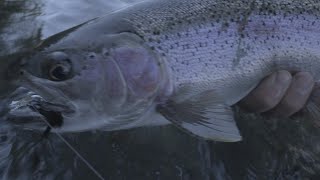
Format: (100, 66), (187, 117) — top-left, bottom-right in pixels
(1, 0), (320, 179)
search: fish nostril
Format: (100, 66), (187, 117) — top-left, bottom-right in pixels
(19, 70), (24, 76)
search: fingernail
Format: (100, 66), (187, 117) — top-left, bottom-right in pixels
(273, 71), (292, 98)
(275, 70), (292, 84)
(294, 72), (314, 95)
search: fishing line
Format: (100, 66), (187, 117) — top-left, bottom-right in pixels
(30, 105), (105, 180)
(42, 122), (105, 180)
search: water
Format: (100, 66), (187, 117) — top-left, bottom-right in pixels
(1, 0), (320, 179)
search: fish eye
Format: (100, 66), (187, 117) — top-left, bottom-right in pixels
(44, 51), (74, 81)
(49, 63), (71, 81)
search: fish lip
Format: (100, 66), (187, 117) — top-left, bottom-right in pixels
(19, 70), (76, 111)
(8, 99), (75, 129)
(11, 70), (77, 129)
(31, 100), (76, 115)
(29, 102), (65, 128)
(26, 98), (77, 129)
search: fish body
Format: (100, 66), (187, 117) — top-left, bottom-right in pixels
(129, 0), (320, 103)
(14, 0), (320, 141)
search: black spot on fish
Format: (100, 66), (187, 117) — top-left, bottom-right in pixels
(104, 51), (110, 56)
(153, 30), (160, 35)
(169, 22), (176, 26)
(143, 29), (151, 34)
(168, 17), (174, 21)
(88, 53), (96, 59)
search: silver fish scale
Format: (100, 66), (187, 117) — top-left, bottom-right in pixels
(119, 0), (320, 104)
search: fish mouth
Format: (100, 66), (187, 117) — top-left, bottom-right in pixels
(8, 96), (75, 130)
(29, 101), (75, 128)
(9, 68), (77, 130)
(7, 90), (75, 129)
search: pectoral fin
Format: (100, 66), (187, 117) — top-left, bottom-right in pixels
(156, 98), (242, 142)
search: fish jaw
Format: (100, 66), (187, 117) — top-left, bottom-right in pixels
(14, 71), (117, 132)
(18, 70), (76, 112)
(16, 64), (124, 132)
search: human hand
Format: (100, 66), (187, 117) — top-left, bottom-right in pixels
(238, 70), (315, 117)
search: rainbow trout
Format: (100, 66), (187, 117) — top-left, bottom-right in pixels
(12, 0), (320, 142)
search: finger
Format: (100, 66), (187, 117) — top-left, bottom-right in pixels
(303, 82), (320, 127)
(310, 81), (320, 103)
(268, 72), (314, 117)
(238, 70), (292, 112)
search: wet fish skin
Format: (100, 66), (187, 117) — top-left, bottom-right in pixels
(15, 0), (320, 141)
(125, 0), (320, 103)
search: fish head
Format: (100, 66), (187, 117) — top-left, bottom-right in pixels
(17, 32), (167, 132)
